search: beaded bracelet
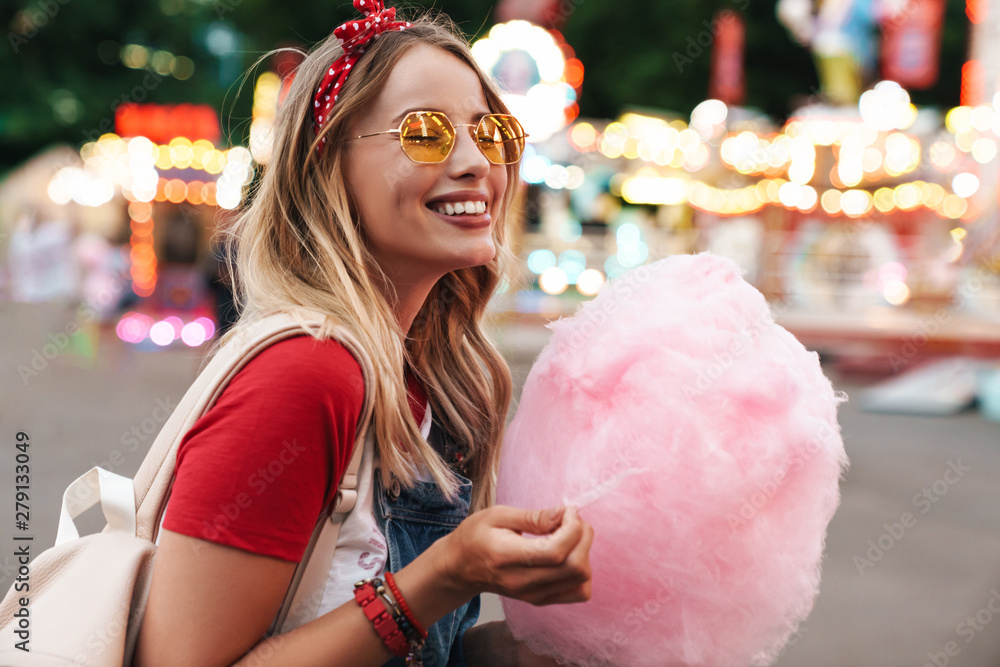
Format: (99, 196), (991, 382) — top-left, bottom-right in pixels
(354, 577), (426, 664)
(353, 579), (408, 657)
(375, 583), (415, 637)
(385, 571), (429, 639)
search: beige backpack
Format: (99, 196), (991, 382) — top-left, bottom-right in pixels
(0, 310), (377, 666)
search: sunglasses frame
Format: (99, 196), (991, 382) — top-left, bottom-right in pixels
(350, 111), (528, 165)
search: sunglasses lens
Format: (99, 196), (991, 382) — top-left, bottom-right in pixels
(399, 112), (455, 163)
(476, 115), (526, 164)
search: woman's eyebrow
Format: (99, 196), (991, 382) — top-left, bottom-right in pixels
(390, 107), (441, 124)
(389, 108), (493, 125)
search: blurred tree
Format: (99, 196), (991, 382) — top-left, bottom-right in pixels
(562, 0), (966, 122)
(0, 0), (497, 174)
(1, 0), (232, 171)
(0, 0), (973, 176)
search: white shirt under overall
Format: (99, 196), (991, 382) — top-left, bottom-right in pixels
(314, 397), (433, 617)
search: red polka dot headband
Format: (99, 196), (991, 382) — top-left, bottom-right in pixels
(313, 0), (411, 153)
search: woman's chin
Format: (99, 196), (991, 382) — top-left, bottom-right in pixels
(446, 241), (496, 272)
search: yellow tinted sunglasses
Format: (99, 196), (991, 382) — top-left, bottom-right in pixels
(351, 111), (528, 165)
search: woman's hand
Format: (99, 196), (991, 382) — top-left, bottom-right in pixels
(436, 504), (594, 607)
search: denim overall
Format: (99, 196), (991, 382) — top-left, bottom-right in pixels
(374, 415), (481, 667)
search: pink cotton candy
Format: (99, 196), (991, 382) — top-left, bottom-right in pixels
(497, 253), (848, 667)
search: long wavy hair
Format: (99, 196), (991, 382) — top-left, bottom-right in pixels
(214, 12), (520, 512)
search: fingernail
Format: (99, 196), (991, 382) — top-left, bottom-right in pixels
(546, 507), (564, 523)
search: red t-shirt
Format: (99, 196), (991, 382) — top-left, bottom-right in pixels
(162, 334), (427, 563)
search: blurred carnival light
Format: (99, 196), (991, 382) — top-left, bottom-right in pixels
(952, 172), (980, 198)
(576, 269), (605, 296)
(539, 266), (569, 294)
(859, 81), (916, 131)
(472, 21), (580, 143)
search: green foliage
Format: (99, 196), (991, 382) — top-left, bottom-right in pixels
(0, 0), (972, 174)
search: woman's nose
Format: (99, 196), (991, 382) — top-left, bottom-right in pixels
(446, 126), (491, 179)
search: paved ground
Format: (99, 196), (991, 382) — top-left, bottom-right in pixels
(2, 302), (1000, 666)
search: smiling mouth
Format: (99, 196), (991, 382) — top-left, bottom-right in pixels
(428, 201), (488, 216)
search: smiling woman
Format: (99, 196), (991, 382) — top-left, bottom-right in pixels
(132, 2), (593, 667)
(342, 43), (513, 290)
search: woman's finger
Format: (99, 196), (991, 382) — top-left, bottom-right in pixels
(526, 505), (585, 561)
(487, 505), (566, 535)
(496, 506), (583, 569)
(512, 518), (595, 604)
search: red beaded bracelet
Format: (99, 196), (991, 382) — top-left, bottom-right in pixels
(384, 570), (428, 640)
(353, 579), (409, 657)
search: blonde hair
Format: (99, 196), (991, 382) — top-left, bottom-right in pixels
(214, 11), (519, 512)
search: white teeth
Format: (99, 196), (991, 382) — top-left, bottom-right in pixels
(432, 200), (488, 216)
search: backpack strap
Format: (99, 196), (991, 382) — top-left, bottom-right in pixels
(128, 308), (378, 631)
(266, 424), (371, 635)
